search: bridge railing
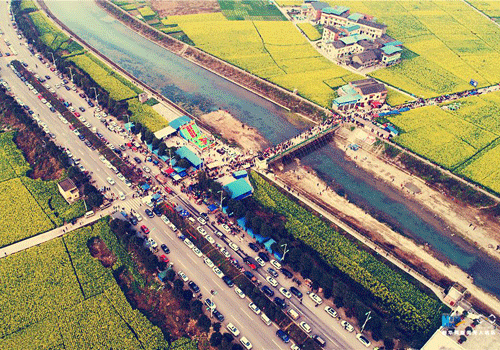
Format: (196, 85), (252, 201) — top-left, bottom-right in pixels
(266, 125), (338, 163)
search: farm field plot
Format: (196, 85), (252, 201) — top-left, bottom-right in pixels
(297, 22), (322, 41)
(219, 0), (286, 20)
(28, 10), (83, 55)
(332, 0), (500, 97)
(68, 53), (138, 101)
(458, 140), (500, 194)
(468, 1), (500, 19)
(128, 98), (169, 132)
(0, 221), (168, 350)
(0, 132), (84, 247)
(389, 105), (499, 169)
(170, 14), (362, 107)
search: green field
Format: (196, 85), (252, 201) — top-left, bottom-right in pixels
(128, 98), (169, 132)
(28, 11), (83, 54)
(137, 5), (156, 19)
(0, 220), (168, 349)
(297, 23), (322, 41)
(0, 132), (84, 247)
(468, 0), (500, 18)
(388, 91), (500, 192)
(168, 13), (363, 107)
(219, 0), (286, 20)
(329, 1), (500, 98)
(69, 53), (138, 101)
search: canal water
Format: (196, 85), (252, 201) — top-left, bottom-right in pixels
(46, 0), (500, 297)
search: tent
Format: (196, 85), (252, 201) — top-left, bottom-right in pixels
(154, 126), (176, 139)
(169, 115), (192, 130)
(208, 204), (218, 212)
(141, 183), (151, 191)
(224, 178), (253, 200)
(264, 239), (276, 253)
(175, 146), (203, 169)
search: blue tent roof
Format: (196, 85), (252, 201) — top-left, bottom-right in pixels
(173, 166), (186, 173)
(124, 122), (135, 131)
(141, 183), (150, 190)
(152, 193), (161, 201)
(224, 178), (253, 200)
(264, 238), (276, 253)
(169, 115), (192, 130)
(208, 204), (218, 212)
(176, 146), (203, 168)
(147, 143), (153, 151)
(233, 170), (247, 179)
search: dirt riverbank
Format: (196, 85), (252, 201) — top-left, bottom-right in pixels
(199, 110), (269, 152)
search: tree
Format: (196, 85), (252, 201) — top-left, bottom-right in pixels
(210, 331), (222, 347)
(189, 300), (203, 319)
(260, 222), (272, 238)
(231, 344), (243, 350)
(158, 142), (168, 157)
(213, 322), (221, 332)
(197, 314), (211, 333)
(152, 137), (161, 150)
(177, 158), (191, 169)
(83, 183), (104, 208)
(182, 289), (193, 301)
(244, 211), (254, 229)
(251, 216), (262, 236)
(383, 338), (395, 350)
(165, 269), (175, 281)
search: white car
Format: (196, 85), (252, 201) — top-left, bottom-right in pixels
(240, 337), (252, 350)
(183, 238), (194, 249)
(255, 256), (266, 267)
(161, 215), (170, 224)
(221, 223), (231, 232)
(221, 249), (230, 258)
(356, 334), (371, 348)
(266, 276), (278, 287)
(234, 287), (246, 299)
(205, 235), (215, 245)
(324, 306), (337, 318)
(214, 230), (223, 238)
(229, 242), (239, 252)
(169, 223), (177, 232)
(178, 271), (189, 282)
(197, 226), (207, 236)
(197, 217), (206, 225)
(204, 257), (214, 268)
(136, 214), (143, 222)
(248, 302), (260, 315)
(279, 287), (292, 299)
(117, 173), (125, 181)
(142, 166), (151, 173)
(212, 266), (224, 279)
(192, 246), (203, 257)
(99, 155), (106, 162)
(270, 260), (282, 270)
(118, 191), (125, 200)
(309, 292), (323, 305)
(106, 177), (115, 185)
(291, 344), (300, 350)
(147, 238), (157, 249)
(341, 320), (354, 333)
(299, 321), (312, 334)
(226, 323), (240, 337)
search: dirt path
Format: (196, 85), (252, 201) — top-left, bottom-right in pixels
(199, 110), (269, 152)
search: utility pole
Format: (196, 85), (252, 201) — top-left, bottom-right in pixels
(49, 52), (56, 67)
(68, 67), (74, 83)
(280, 243), (290, 261)
(91, 87), (99, 106)
(83, 196), (88, 212)
(218, 190), (225, 208)
(360, 311), (372, 333)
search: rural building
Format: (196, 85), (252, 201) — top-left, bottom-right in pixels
(304, 1), (330, 21)
(444, 283), (467, 307)
(333, 78), (387, 112)
(58, 178), (79, 204)
(381, 44), (403, 65)
(351, 50), (381, 68)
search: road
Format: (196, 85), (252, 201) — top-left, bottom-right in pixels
(0, 3), (364, 349)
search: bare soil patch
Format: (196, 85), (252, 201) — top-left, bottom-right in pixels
(200, 110), (269, 151)
(88, 237), (117, 268)
(150, 0), (220, 17)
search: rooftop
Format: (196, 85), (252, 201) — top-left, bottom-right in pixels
(339, 35), (358, 45)
(341, 24), (360, 32)
(381, 45), (402, 55)
(58, 178), (77, 192)
(224, 178), (253, 200)
(347, 12), (364, 21)
(169, 115), (192, 130)
(175, 146), (202, 167)
(357, 18), (387, 30)
(311, 1), (329, 10)
(322, 5), (350, 16)
(333, 93), (362, 105)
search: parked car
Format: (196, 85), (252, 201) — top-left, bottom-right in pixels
(145, 208), (154, 218)
(222, 276), (234, 288)
(281, 268), (293, 279)
(161, 244), (170, 254)
(213, 309), (225, 322)
(290, 286), (303, 299)
(267, 267), (279, 278)
(248, 242), (259, 252)
(140, 225), (150, 234)
(188, 281), (200, 293)
(276, 330), (290, 343)
(262, 285), (274, 297)
(258, 252), (270, 262)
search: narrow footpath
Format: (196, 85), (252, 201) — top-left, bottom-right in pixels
(0, 206), (116, 258)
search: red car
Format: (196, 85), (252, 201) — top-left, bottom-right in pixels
(69, 125), (75, 131)
(164, 186), (172, 194)
(74, 112), (80, 117)
(37, 95), (43, 100)
(50, 67), (56, 72)
(160, 255), (169, 263)
(140, 225), (150, 234)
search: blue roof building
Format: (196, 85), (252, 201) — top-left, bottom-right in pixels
(381, 45), (402, 55)
(322, 6), (349, 16)
(233, 170), (248, 179)
(347, 13), (364, 21)
(175, 146), (203, 169)
(169, 115), (192, 130)
(224, 179), (253, 201)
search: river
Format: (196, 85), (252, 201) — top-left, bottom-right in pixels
(45, 0), (500, 298)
